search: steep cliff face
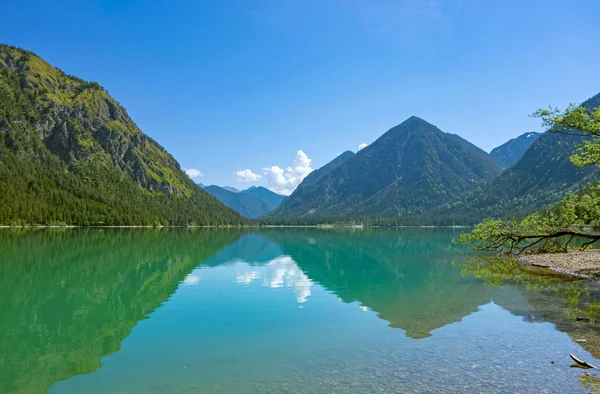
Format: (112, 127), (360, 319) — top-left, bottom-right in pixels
(0, 45), (244, 225)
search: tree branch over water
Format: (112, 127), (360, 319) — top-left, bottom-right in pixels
(459, 217), (600, 255)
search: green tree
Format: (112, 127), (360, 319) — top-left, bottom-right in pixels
(534, 104), (600, 167)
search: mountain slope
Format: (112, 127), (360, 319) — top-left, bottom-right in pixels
(0, 44), (245, 225)
(434, 93), (600, 223)
(241, 186), (285, 208)
(203, 185), (276, 218)
(490, 132), (541, 167)
(300, 150), (355, 187)
(271, 117), (503, 218)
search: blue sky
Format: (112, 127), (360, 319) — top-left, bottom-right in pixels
(2, 0), (600, 194)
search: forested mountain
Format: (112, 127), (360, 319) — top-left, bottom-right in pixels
(300, 150), (355, 187)
(270, 117), (503, 218)
(241, 186), (285, 208)
(434, 92), (600, 224)
(202, 185), (278, 218)
(490, 132), (541, 167)
(0, 45), (245, 226)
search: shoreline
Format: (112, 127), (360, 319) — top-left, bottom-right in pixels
(517, 250), (600, 278)
(0, 225), (254, 229)
(0, 224), (471, 229)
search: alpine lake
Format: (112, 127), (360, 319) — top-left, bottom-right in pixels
(2, 228), (600, 393)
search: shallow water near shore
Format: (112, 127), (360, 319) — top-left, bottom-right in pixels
(1, 228), (600, 393)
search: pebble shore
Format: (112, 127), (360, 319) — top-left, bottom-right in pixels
(517, 249), (600, 278)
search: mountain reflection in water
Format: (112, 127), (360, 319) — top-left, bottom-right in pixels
(1, 228), (599, 393)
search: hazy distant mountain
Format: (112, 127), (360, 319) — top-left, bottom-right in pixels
(203, 185), (279, 218)
(435, 92), (600, 223)
(271, 116), (503, 218)
(0, 44), (244, 226)
(223, 186), (240, 193)
(241, 186), (285, 208)
(490, 132), (541, 167)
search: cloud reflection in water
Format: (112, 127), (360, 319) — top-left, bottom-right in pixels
(235, 255), (313, 303)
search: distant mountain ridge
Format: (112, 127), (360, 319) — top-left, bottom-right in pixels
(242, 186), (286, 208)
(271, 116), (503, 218)
(490, 132), (541, 167)
(201, 185), (285, 218)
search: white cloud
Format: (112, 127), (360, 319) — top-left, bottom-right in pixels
(358, 143), (368, 151)
(183, 274), (201, 286)
(235, 169), (262, 182)
(184, 168), (204, 179)
(263, 150), (313, 195)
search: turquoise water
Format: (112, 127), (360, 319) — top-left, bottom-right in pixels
(1, 228), (600, 393)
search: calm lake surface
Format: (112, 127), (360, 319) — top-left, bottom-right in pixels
(2, 228), (600, 393)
